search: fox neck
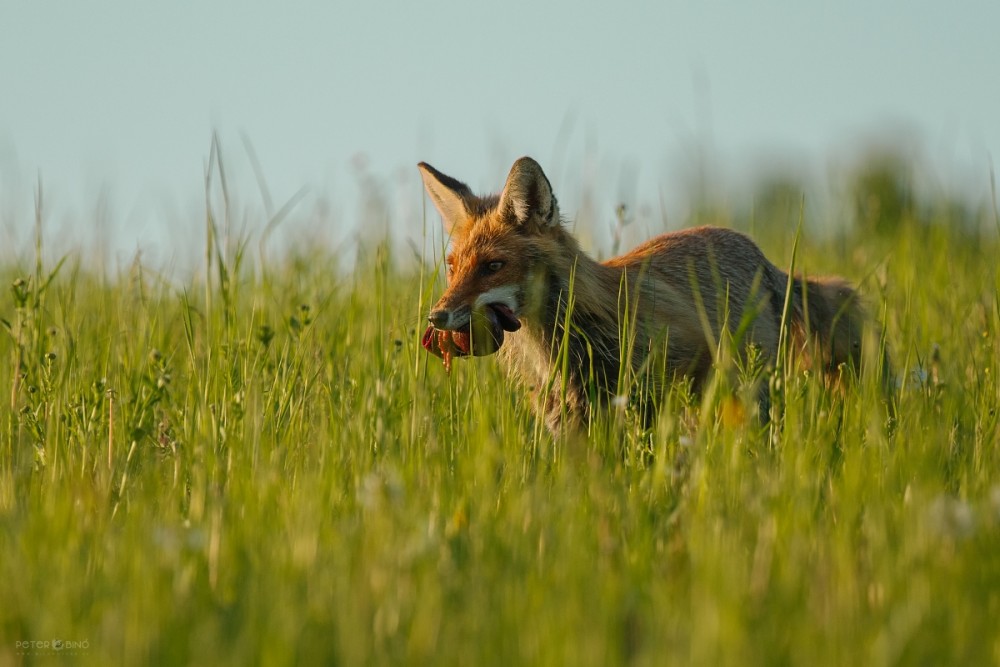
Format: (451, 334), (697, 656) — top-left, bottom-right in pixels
(534, 250), (621, 336)
(502, 243), (627, 404)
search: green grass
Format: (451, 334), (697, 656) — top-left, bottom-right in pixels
(1, 197), (999, 665)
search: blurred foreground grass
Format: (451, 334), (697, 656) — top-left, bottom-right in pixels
(1, 194), (999, 666)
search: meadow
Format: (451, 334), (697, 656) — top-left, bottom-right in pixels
(1, 159), (999, 666)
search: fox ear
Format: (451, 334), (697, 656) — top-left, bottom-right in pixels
(418, 162), (474, 234)
(498, 157), (557, 228)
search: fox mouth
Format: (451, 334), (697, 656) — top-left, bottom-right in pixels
(422, 303), (521, 363)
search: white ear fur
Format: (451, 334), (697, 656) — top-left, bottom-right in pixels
(498, 157), (556, 227)
(418, 162), (472, 234)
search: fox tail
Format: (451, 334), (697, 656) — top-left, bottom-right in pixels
(785, 275), (893, 394)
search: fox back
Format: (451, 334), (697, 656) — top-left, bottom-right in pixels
(420, 157), (886, 433)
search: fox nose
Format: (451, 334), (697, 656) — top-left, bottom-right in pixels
(428, 309), (450, 329)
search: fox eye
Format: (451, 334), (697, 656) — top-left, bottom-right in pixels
(486, 260), (504, 273)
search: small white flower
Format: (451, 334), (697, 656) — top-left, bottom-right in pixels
(896, 367), (928, 390)
(357, 469), (405, 510)
(927, 494), (975, 540)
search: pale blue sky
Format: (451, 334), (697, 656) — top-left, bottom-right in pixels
(2, 2), (998, 265)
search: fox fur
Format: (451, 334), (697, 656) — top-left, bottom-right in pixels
(419, 156), (887, 433)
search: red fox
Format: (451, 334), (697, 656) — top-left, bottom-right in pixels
(420, 157), (886, 433)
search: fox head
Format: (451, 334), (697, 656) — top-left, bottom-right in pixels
(418, 157), (565, 361)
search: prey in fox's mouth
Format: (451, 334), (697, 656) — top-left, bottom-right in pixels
(421, 303), (520, 370)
